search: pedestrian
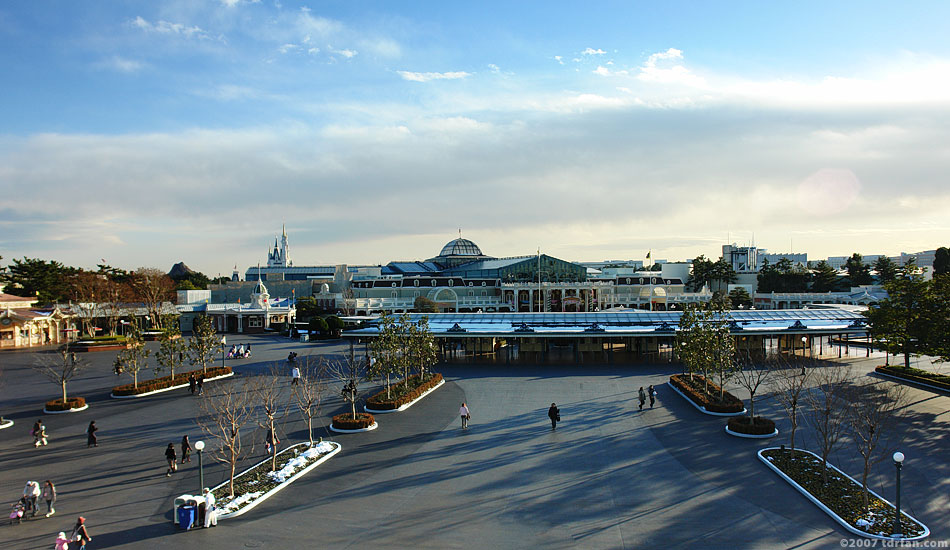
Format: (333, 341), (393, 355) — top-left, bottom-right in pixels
(165, 443), (177, 476)
(291, 365), (300, 386)
(43, 480), (56, 517)
(459, 402), (471, 429)
(180, 435), (192, 464)
(264, 429), (279, 455)
(23, 480), (40, 517)
(188, 374), (196, 395)
(649, 385), (657, 408)
(86, 421), (98, 448)
(202, 488), (217, 528)
(55, 531), (70, 550)
(70, 516), (92, 550)
(197, 375), (204, 396)
(10, 497), (26, 524)
(32, 419), (48, 447)
(638, 387), (646, 410)
(548, 403), (560, 430)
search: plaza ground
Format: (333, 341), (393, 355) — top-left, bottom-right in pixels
(0, 334), (947, 549)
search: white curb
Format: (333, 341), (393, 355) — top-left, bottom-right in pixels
(757, 447), (930, 540)
(725, 425), (778, 439)
(329, 422), (379, 433)
(365, 379), (445, 414)
(110, 372), (234, 399)
(215, 441), (342, 519)
(44, 404), (89, 414)
(874, 371), (950, 394)
(668, 381), (747, 417)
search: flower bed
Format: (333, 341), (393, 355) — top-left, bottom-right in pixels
(365, 373), (443, 411)
(72, 338), (131, 352)
(111, 367), (232, 396)
(875, 366), (950, 392)
(727, 416), (776, 435)
(213, 441), (341, 519)
(44, 397), (88, 414)
(759, 447), (929, 540)
(331, 412), (375, 430)
(670, 374), (744, 413)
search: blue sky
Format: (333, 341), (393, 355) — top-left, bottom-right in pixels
(2, 1), (950, 274)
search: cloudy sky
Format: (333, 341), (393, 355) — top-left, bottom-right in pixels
(2, 1), (950, 275)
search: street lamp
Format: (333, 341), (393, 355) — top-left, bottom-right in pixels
(220, 336), (227, 368)
(800, 336), (808, 375)
(893, 451), (904, 538)
(195, 440), (206, 495)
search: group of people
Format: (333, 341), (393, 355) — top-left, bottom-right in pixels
(638, 385), (658, 410)
(226, 343), (252, 359)
(10, 480), (54, 522)
(31, 419), (48, 447)
(188, 373), (205, 396)
(53, 517), (92, 550)
(165, 435), (193, 477)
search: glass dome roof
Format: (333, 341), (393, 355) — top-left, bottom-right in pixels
(439, 238), (483, 257)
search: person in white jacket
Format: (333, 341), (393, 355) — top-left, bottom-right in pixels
(459, 403), (471, 429)
(202, 488), (217, 528)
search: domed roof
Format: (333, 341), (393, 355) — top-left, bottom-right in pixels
(439, 238), (483, 257)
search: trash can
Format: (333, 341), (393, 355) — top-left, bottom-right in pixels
(173, 495), (194, 525)
(177, 505), (197, 530)
(197, 502), (206, 527)
(300, 333), (309, 342)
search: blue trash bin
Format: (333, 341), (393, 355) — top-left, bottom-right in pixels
(177, 505), (197, 530)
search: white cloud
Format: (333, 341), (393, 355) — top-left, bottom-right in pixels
(221, 0), (261, 6)
(278, 43), (299, 54)
(554, 55), (563, 65)
(488, 63), (500, 73)
(329, 46), (357, 58)
(637, 47), (706, 87)
(593, 66), (628, 77)
(130, 16), (212, 40)
(397, 70), (471, 82)
(98, 55), (144, 73)
(582, 47), (606, 56)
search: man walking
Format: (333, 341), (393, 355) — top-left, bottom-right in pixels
(459, 403), (471, 429)
(291, 364), (301, 386)
(638, 387), (647, 410)
(648, 385), (657, 408)
(548, 403), (560, 430)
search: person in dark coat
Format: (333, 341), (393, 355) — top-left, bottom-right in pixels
(180, 435), (192, 464)
(638, 387), (646, 410)
(86, 421), (98, 447)
(648, 385), (657, 408)
(197, 375), (204, 396)
(165, 443), (177, 476)
(188, 374), (197, 395)
(547, 403), (560, 430)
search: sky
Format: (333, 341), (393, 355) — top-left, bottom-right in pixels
(2, 1), (950, 276)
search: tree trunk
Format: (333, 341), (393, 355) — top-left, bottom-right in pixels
(133, 370), (138, 389)
(748, 390), (755, 421)
(307, 416), (313, 446)
(229, 454), (237, 498)
(61, 380), (68, 403)
(350, 399), (357, 420)
(861, 462), (870, 512)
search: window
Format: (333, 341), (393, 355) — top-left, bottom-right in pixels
(414, 280), (419, 287)
(392, 291), (398, 298)
(481, 281), (486, 286)
(469, 291), (474, 296)
(431, 279), (437, 286)
(392, 282), (397, 287)
(481, 291), (487, 296)
(249, 317), (262, 328)
(413, 291), (420, 297)
(448, 279), (454, 287)
(468, 282), (473, 286)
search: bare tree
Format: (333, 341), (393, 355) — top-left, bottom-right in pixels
(292, 356), (327, 446)
(805, 362), (853, 484)
(197, 380), (254, 498)
(68, 271), (107, 337)
(114, 322), (150, 389)
(326, 354), (365, 420)
(32, 343), (85, 404)
(773, 358), (812, 459)
(102, 278), (132, 336)
(188, 315), (218, 373)
(732, 353), (773, 423)
(849, 380), (909, 511)
(251, 366), (288, 472)
(129, 267), (175, 329)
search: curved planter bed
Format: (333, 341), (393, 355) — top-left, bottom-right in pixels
(214, 441), (341, 519)
(329, 421), (379, 433)
(668, 382), (746, 417)
(874, 370), (950, 394)
(725, 426), (778, 439)
(72, 342), (131, 353)
(44, 404), (89, 414)
(110, 372), (234, 399)
(0, 419), (14, 430)
(365, 379), (445, 414)
(758, 447), (930, 540)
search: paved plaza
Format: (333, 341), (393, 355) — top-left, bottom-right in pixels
(0, 335), (947, 549)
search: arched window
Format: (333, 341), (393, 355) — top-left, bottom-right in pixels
(448, 279), (454, 287)
(431, 279), (437, 286)
(392, 291), (397, 298)
(414, 279), (419, 287)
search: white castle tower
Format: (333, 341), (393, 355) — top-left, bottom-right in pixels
(267, 225), (292, 268)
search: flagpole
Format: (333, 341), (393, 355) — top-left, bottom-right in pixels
(537, 247), (541, 313)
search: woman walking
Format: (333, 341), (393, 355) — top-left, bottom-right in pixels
(43, 480), (56, 517)
(638, 387), (646, 410)
(548, 403), (560, 430)
(86, 421), (98, 448)
(648, 385), (657, 408)
(164, 443), (177, 477)
(70, 517), (92, 550)
(180, 435), (192, 464)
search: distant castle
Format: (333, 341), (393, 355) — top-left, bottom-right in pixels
(267, 225), (292, 268)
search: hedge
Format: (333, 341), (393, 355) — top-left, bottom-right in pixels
(727, 415), (775, 435)
(366, 373), (443, 410)
(332, 412), (375, 430)
(875, 365), (950, 391)
(111, 367), (232, 396)
(670, 374), (744, 413)
(45, 397), (86, 411)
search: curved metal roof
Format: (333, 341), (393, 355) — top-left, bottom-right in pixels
(439, 238), (483, 257)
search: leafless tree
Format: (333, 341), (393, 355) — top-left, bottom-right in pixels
(732, 353), (773, 424)
(32, 343), (85, 403)
(325, 354), (365, 420)
(251, 366), (288, 472)
(805, 362), (853, 484)
(68, 271), (107, 337)
(292, 356), (327, 446)
(772, 357), (812, 459)
(849, 379), (909, 511)
(197, 380), (254, 498)
(102, 278), (132, 336)
(129, 267), (175, 329)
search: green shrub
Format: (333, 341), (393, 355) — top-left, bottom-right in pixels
(727, 415), (775, 435)
(332, 412), (375, 430)
(45, 397), (86, 410)
(112, 367), (232, 396)
(366, 373), (443, 410)
(670, 374), (744, 413)
(876, 366), (950, 391)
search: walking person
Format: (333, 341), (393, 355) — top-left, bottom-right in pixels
(291, 364), (300, 386)
(638, 387), (646, 410)
(55, 531), (70, 550)
(180, 435), (192, 464)
(264, 429), (279, 455)
(164, 443), (177, 477)
(43, 480), (56, 517)
(86, 421), (98, 448)
(648, 385), (657, 408)
(32, 419), (48, 447)
(70, 516), (92, 550)
(188, 374), (197, 395)
(202, 488), (217, 528)
(548, 403), (560, 430)
(459, 402), (471, 429)
(23, 480), (40, 517)
(197, 375), (204, 396)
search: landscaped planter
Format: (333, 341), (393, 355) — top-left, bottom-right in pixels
(758, 447), (929, 540)
(213, 441), (341, 519)
(111, 367), (233, 397)
(365, 373), (444, 413)
(725, 416), (777, 438)
(0, 418), (14, 430)
(330, 412), (377, 433)
(875, 366), (950, 392)
(669, 375), (745, 416)
(72, 338), (131, 352)
(44, 397), (89, 414)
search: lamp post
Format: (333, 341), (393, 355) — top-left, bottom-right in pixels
(801, 336), (807, 375)
(220, 336), (227, 368)
(195, 440), (206, 494)
(893, 451), (904, 538)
